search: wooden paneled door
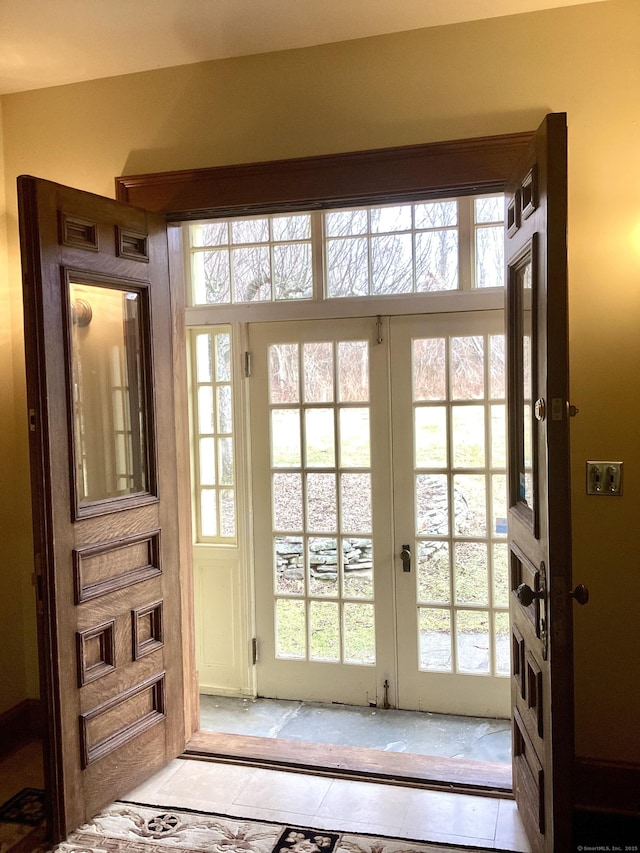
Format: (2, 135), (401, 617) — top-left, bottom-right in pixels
(18, 177), (192, 842)
(505, 113), (585, 851)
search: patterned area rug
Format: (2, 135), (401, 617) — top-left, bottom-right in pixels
(23, 800), (496, 853)
(0, 788), (47, 853)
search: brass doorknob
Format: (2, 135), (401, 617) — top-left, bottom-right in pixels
(569, 584), (589, 605)
(516, 583), (544, 607)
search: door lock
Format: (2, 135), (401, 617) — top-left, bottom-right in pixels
(400, 545), (411, 572)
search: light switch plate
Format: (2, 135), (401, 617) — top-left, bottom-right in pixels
(586, 461), (623, 495)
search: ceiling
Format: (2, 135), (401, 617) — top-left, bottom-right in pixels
(0, 0), (609, 96)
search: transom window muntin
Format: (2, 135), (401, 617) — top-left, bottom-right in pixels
(187, 194), (504, 307)
(190, 215), (313, 305)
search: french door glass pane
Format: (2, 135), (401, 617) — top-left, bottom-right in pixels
(415, 407), (447, 467)
(305, 409), (335, 466)
(274, 536), (304, 595)
(451, 336), (484, 399)
(339, 409), (370, 467)
(269, 344), (299, 403)
(303, 342), (334, 403)
(271, 410), (301, 466)
(413, 338), (446, 400)
(276, 599), (306, 658)
(273, 473), (303, 530)
(306, 473), (337, 532)
(343, 539), (373, 598)
(456, 610), (490, 673)
(417, 542), (450, 604)
(338, 341), (369, 402)
(494, 611), (510, 675)
(452, 406), (485, 466)
(310, 601), (340, 661)
(269, 338), (376, 666)
(308, 537), (339, 596)
(419, 608), (452, 671)
(340, 473), (372, 533)
(344, 603), (375, 664)
(416, 473), (449, 535)
(412, 330), (508, 680)
(454, 542), (489, 605)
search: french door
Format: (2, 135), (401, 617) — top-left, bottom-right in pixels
(249, 312), (510, 718)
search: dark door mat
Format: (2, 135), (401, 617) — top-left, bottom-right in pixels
(0, 788), (46, 826)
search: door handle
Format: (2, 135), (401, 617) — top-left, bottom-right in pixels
(569, 583), (590, 605)
(516, 583), (544, 607)
(400, 545), (411, 572)
(517, 581), (590, 606)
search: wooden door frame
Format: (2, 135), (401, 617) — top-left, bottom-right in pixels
(112, 130), (584, 825)
(114, 129), (578, 803)
(115, 130), (538, 711)
(116, 128), (569, 741)
(115, 131), (538, 712)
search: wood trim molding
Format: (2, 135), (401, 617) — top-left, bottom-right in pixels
(186, 729), (512, 794)
(73, 529), (162, 604)
(115, 132), (534, 219)
(0, 699), (43, 755)
(79, 672), (166, 768)
(574, 757), (640, 817)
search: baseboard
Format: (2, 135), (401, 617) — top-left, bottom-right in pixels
(0, 699), (42, 756)
(574, 756), (640, 817)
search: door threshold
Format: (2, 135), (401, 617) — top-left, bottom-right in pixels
(185, 729), (512, 797)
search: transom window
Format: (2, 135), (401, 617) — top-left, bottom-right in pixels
(187, 195), (504, 307)
(187, 195), (505, 545)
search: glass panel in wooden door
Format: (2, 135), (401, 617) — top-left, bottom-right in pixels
(391, 312), (511, 717)
(250, 319), (395, 706)
(68, 279), (151, 509)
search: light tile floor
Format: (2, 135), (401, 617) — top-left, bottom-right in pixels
(0, 741), (530, 851)
(124, 757), (532, 852)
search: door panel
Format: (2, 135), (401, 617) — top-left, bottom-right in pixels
(391, 313), (511, 718)
(249, 318), (395, 706)
(505, 113), (574, 852)
(18, 177), (186, 841)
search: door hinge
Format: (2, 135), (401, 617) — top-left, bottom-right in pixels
(244, 351), (252, 378)
(32, 553), (44, 615)
(251, 637), (258, 665)
(28, 409), (36, 433)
